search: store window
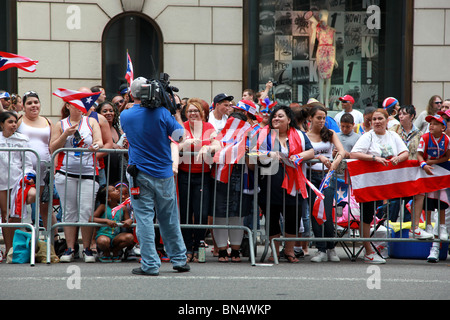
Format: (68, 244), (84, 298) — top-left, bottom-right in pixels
(102, 13), (163, 99)
(0, 0), (17, 93)
(246, 0), (412, 113)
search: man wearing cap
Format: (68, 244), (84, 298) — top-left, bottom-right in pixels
(438, 109), (450, 136)
(209, 93), (233, 132)
(120, 77), (189, 276)
(0, 90), (11, 112)
(334, 94), (364, 127)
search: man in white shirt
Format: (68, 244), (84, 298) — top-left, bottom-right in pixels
(334, 94), (364, 127)
(208, 93), (233, 132)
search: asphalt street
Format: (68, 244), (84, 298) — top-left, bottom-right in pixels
(1, 245), (449, 304)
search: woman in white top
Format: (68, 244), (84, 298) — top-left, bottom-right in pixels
(0, 111), (36, 255)
(50, 102), (103, 263)
(307, 104), (345, 263)
(351, 108), (409, 264)
(17, 91), (56, 232)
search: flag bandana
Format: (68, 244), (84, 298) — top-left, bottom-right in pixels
(347, 159), (450, 203)
(0, 51), (38, 73)
(53, 88), (101, 113)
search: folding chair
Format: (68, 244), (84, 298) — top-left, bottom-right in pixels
(336, 201), (361, 261)
(336, 200), (388, 261)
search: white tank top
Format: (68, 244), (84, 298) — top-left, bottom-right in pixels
(56, 116), (98, 176)
(310, 140), (334, 171)
(17, 119), (51, 168)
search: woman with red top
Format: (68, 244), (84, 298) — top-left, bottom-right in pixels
(177, 100), (215, 262)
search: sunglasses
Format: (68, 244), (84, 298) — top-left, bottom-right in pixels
(434, 101), (443, 104)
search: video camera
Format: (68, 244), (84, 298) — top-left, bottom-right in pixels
(140, 73), (180, 114)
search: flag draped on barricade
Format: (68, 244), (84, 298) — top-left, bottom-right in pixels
(347, 159), (450, 204)
(0, 51), (38, 73)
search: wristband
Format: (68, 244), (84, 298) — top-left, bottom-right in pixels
(420, 161), (426, 169)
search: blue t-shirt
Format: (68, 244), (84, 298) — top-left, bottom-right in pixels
(325, 116), (340, 133)
(120, 105), (184, 179)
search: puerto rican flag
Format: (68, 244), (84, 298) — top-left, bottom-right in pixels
(213, 117), (252, 183)
(347, 160), (450, 204)
(10, 172), (36, 219)
(125, 52), (134, 85)
(53, 88), (101, 113)
(111, 198), (131, 219)
(0, 51), (38, 73)
(311, 171), (334, 225)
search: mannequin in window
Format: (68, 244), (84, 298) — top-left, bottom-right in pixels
(310, 10), (338, 108)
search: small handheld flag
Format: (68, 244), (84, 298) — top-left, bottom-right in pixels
(125, 52), (134, 85)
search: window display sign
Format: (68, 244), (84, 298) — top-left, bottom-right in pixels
(258, 0), (380, 111)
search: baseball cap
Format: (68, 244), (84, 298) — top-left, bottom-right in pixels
(0, 92), (10, 100)
(338, 95), (355, 104)
(437, 109), (450, 118)
(213, 93), (234, 105)
(382, 97), (399, 109)
(425, 114), (447, 129)
(130, 77), (147, 98)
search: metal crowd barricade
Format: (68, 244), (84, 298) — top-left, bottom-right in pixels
(42, 148), (448, 265)
(44, 148), (259, 265)
(45, 147), (130, 263)
(266, 159), (450, 264)
(0, 148), (40, 266)
(177, 151), (257, 266)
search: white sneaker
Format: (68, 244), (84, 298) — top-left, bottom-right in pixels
(311, 251), (327, 262)
(438, 225), (449, 241)
(427, 245), (439, 263)
(426, 224), (433, 235)
(409, 227), (434, 240)
(83, 249), (96, 263)
(327, 249), (340, 262)
(60, 248), (74, 263)
(364, 252), (386, 264)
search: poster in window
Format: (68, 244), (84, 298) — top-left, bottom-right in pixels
(258, 0), (381, 109)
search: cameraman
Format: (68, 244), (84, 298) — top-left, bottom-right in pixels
(120, 77), (189, 276)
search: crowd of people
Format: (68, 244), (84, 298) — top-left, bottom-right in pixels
(0, 83), (449, 266)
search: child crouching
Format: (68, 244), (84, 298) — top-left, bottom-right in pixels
(93, 185), (134, 262)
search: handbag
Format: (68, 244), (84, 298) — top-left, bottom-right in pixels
(11, 230), (32, 264)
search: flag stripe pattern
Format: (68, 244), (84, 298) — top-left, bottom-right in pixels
(125, 52), (134, 85)
(213, 117), (252, 183)
(0, 51), (38, 73)
(53, 88), (101, 113)
(347, 159), (450, 203)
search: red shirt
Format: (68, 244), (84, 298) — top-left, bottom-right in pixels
(179, 121), (215, 173)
